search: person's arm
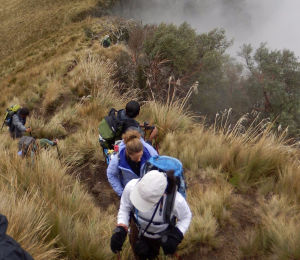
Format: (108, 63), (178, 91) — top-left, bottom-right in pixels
(110, 180), (135, 254)
(160, 192), (191, 256)
(106, 154), (124, 196)
(148, 126), (158, 141)
(173, 192), (192, 235)
(12, 115), (26, 132)
(117, 180), (135, 227)
(39, 138), (55, 147)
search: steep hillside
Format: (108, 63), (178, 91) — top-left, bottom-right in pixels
(0, 1), (300, 260)
(0, 0), (107, 59)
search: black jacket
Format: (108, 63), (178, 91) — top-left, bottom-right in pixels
(118, 109), (142, 135)
(0, 214), (34, 260)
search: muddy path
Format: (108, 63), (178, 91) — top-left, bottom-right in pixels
(72, 160), (120, 210)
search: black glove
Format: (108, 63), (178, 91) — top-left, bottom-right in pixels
(161, 227), (183, 255)
(110, 226), (127, 253)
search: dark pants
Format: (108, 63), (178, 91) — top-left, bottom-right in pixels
(129, 219), (161, 260)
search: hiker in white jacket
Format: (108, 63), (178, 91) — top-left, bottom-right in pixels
(110, 170), (192, 260)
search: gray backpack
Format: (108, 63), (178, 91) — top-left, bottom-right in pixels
(18, 136), (37, 157)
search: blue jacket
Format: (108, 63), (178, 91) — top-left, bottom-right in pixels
(107, 138), (158, 196)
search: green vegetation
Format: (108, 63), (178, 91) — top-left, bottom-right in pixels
(240, 43), (300, 136)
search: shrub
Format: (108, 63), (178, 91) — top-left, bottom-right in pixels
(144, 22), (198, 75)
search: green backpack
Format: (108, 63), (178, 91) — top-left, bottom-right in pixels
(98, 108), (124, 149)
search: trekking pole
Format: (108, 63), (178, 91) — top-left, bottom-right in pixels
(56, 145), (62, 165)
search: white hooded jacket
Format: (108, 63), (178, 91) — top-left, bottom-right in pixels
(117, 179), (192, 239)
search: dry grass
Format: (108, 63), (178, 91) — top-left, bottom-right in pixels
(0, 134), (116, 259)
(140, 86), (195, 142)
(241, 196), (300, 259)
(275, 164), (300, 203)
(0, 189), (62, 260)
(69, 52), (117, 97)
(160, 116), (299, 192)
(42, 79), (70, 114)
(0, 0), (104, 61)
(28, 115), (68, 139)
(61, 127), (103, 167)
(179, 168), (233, 256)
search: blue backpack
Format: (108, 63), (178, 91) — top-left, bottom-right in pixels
(135, 155), (186, 227)
(141, 155), (186, 198)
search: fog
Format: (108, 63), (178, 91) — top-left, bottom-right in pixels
(114, 0), (300, 57)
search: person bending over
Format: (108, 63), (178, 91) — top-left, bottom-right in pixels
(110, 170), (192, 259)
(107, 130), (158, 196)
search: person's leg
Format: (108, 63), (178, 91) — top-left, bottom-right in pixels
(129, 218), (141, 260)
(144, 237), (161, 259)
(129, 218), (161, 260)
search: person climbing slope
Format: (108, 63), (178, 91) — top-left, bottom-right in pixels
(110, 170), (192, 259)
(7, 107), (31, 139)
(120, 100), (158, 144)
(106, 130), (158, 197)
(98, 100), (158, 153)
(17, 136), (59, 158)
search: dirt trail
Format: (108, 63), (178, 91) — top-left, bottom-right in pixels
(73, 160), (119, 209)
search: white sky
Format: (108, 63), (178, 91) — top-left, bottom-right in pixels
(116, 0), (300, 58)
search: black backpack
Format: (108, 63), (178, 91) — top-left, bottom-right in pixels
(98, 108), (140, 149)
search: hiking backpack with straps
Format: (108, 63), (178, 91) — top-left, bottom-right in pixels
(138, 155), (187, 225)
(2, 104), (21, 128)
(18, 136), (38, 157)
(98, 108), (140, 152)
(141, 155), (186, 198)
(98, 108), (124, 149)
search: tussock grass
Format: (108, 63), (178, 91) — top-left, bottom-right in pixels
(241, 196), (300, 259)
(275, 164), (300, 203)
(0, 137), (115, 259)
(61, 127), (103, 167)
(69, 52), (117, 97)
(179, 168), (233, 256)
(140, 87), (195, 142)
(160, 117), (298, 192)
(28, 115), (68, 139)
(0, 189), (62, 260)
(42, 79), (69, 114)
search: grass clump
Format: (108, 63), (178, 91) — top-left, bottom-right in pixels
(140, 86), (195, 142)
(179, 167), (233, 256)
(241, 196), (300, 260)
(0, 139), (115, 259)
(0, 189), (62, 260)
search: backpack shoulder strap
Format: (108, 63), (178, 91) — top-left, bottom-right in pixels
(134, 197), (163, 238)
(163, 185), (177, 226)
(108, 108), (117, 116)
